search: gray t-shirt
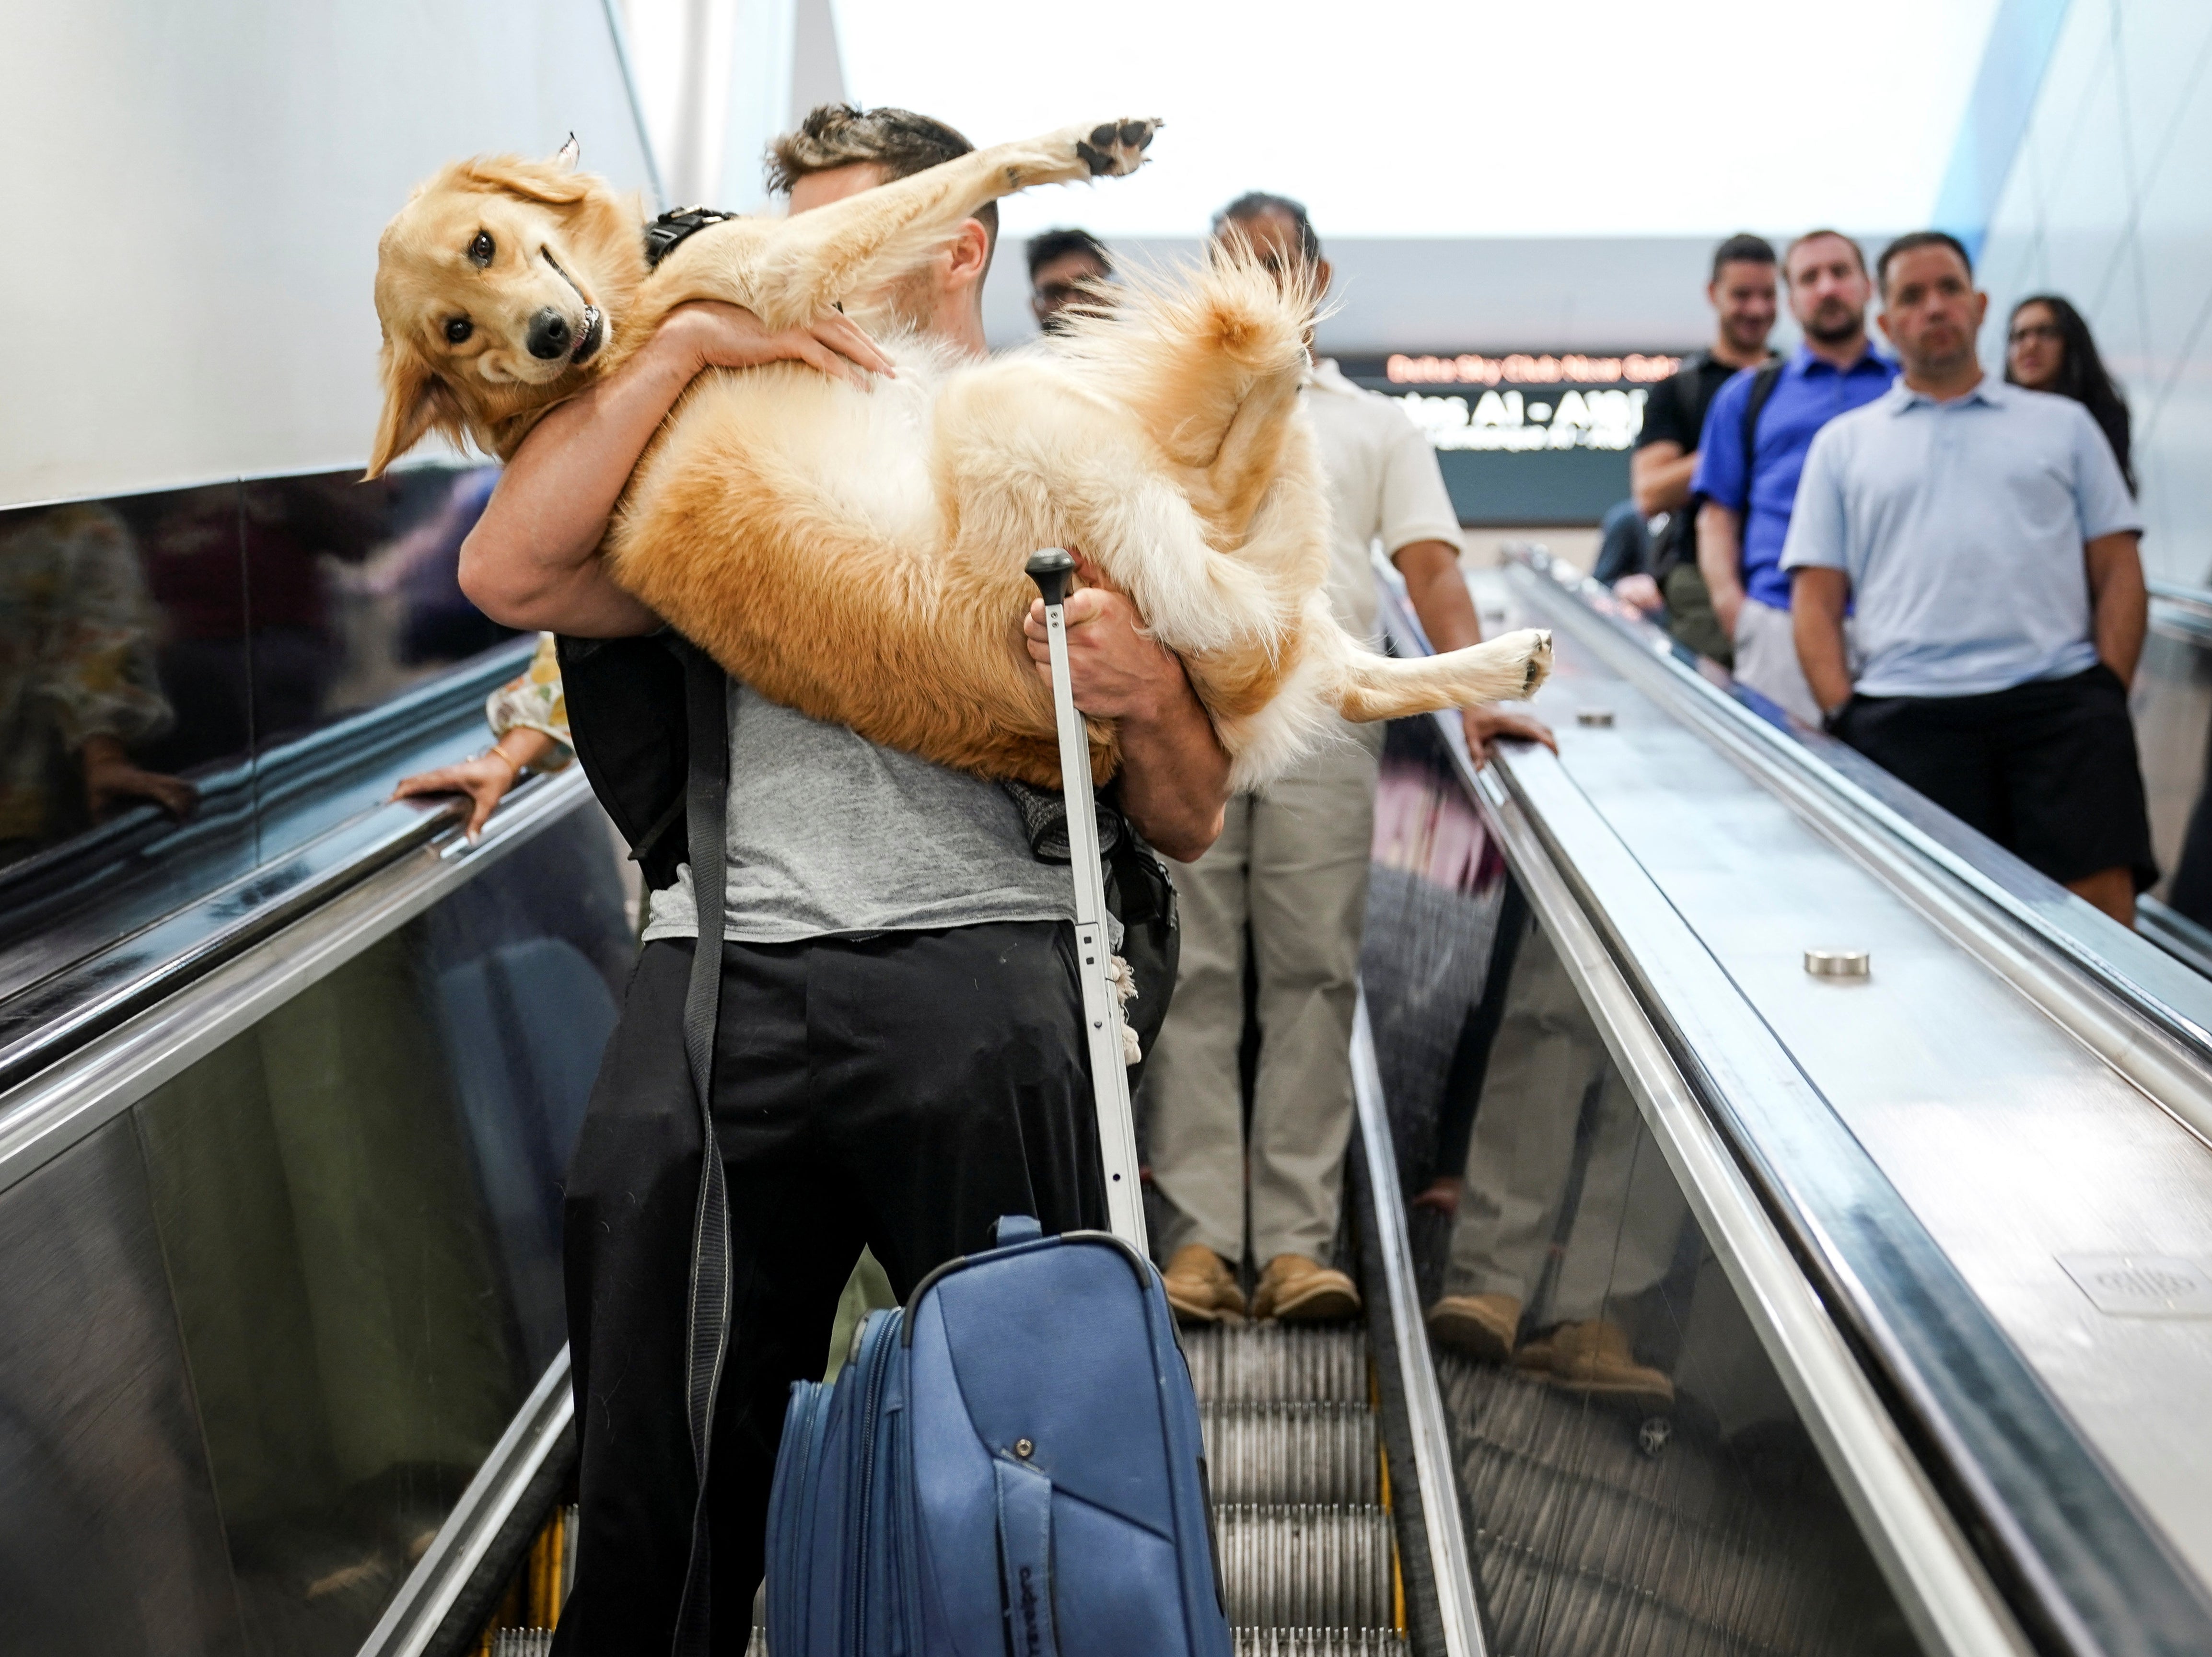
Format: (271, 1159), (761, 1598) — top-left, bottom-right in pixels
(641, 682), (1073, 943)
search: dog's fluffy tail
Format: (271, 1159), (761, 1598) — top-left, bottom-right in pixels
(1329, 629), (1554, 723)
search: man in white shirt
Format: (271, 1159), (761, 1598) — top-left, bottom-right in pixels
(1786, 232), (2151, 924)
(1147, 192), (1553, 1325)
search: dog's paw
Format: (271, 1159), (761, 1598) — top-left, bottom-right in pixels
(1517, 629), (1554, 697)
(1075, 118), (1161, 178)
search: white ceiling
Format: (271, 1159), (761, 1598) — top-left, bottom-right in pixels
(832, 0), (2003, 241)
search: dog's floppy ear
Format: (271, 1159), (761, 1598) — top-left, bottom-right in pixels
(463, 152), (594, 207)
(556, 132), (580, 169)
(366, 337), (465, 478)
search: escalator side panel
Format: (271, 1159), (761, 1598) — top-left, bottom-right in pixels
(0, 1114), (247, 1656)
(0, 806), (630, 1657)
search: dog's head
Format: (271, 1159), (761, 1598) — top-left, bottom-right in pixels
(368, 144), (643, 475)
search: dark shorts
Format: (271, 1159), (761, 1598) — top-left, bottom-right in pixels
(1829, 663), (2156, 891)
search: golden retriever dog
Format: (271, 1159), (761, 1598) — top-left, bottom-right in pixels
(367, 119), (1550, 791)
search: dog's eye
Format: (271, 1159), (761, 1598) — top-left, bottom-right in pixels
(469, 231), (495, 267)
(445, 317), (473, 344)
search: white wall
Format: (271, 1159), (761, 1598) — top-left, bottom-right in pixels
(1974, 0), (2212, 588)
(0, 0), (657, 510)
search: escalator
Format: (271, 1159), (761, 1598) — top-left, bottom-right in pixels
(1358, 546), (2212, 1657)
(10, 548), (2212, 1657)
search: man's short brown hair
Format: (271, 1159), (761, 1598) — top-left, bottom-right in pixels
(1783, 228), (1867, 279)
(765, 103), (997, 252)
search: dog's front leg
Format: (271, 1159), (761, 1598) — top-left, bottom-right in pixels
(703, 118), (1160, 331)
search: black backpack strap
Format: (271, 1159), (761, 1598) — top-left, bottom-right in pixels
(1738, 360), (1787, 503)
(645, 206), (738, 268)
(670, 640), (732, 1657)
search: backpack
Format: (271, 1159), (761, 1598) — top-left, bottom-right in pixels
(552, 632), (1178, 1071)
(1649, 357), (1784, 582)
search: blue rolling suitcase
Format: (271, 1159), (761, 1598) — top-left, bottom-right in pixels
(762, 551), (1233, 1657)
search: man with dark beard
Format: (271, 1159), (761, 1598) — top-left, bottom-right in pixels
(1691, 230), (1895, 722)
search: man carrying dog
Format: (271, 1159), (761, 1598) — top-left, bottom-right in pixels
(1144, 192), (1553, 1330)
(459, 104), (1231, 1655)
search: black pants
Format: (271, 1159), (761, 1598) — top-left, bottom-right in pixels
(1831, 663), (2156, 891)
(553, 922), (1102, 1656)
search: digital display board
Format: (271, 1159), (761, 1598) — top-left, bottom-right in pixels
(1337, 352), (1684, 525)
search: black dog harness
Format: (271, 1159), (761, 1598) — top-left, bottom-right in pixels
(643, 206), (737, 268)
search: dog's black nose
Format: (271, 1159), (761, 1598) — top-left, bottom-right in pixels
(526, 308), (573, 360)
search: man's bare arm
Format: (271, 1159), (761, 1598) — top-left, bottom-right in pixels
(1630, 441), (1698, 516)
(2085, 530), (2147, 688)
(1697, 501), (1748, 638)
(1025, 583), (1228, 862)
(458, 301), (895, 636)
(1393, 539), (1555, 759)
(1791, 567), (1853, 716)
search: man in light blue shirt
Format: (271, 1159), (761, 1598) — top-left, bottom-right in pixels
(1784, 232), (2150, 923)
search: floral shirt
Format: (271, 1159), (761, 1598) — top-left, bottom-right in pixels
(484, 633), (573, 769)
(0, 504), (174, 845)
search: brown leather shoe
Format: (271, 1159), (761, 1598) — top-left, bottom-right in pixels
(1252, 1254), (1362, 1323)
(1514, 1320), (1674, 1413)
(1162, 1245), (1246, 1326)
(1425, 1293), (1521, 1364)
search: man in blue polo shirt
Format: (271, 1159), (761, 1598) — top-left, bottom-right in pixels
(1694, 230), (1896, 722)
(1785, 232), (2150, 925)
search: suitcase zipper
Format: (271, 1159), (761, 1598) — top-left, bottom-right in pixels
(848, 1314), (897, 1656)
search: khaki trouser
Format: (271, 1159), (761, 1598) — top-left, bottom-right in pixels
(1446, 914), (1687, 1319)
(1731, 596), (1823, 727)
(1145, 734), (1379, 1265)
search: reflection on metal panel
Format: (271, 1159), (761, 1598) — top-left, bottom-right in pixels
(0, 1116), (246, 1656)
(0, 801), (628, 1654)
(1361, 729), (1934, 1655)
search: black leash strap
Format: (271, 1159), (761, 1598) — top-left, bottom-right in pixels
(671, 641), (732, 1657)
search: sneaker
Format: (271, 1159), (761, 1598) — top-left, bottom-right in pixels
(1513, 1320), (1674, 1413)
(1162, 1245), (1246, 1326)
(1425, 1293), (1521, 1364)
(1252, 1254), (1362, 1323)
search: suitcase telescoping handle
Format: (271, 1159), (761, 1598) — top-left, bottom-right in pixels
(1027, 548), (1150, 1254)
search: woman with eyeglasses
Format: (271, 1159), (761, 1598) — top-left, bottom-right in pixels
(2005, 295), (2136, 494)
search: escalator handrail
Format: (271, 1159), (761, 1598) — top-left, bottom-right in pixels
(1506, 547), (2212, 1156)
(0, 763), (593, 1198)
(0, 646), (559, 1095)
(358, 1351), (575, 1657)
(1350, 995), (1489, 1657)
(1377, 572), (2212, 1657)
(0, 635), (536, 921)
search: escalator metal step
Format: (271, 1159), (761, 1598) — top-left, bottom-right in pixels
(1202, 1402), (1379, 1504)
(491, 1632), (552, 1657)
(1215, 1504), (1394, 1629)
(1183, 1324), (1369, 1404)
(1232, 1633), (1409, 1657)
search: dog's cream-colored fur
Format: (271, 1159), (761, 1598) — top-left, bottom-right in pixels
(369, 118), (1551, 790)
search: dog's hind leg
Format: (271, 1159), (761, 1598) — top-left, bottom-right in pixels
(1328, 628), (1556, 721)
(931, 362), (1286, 660)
